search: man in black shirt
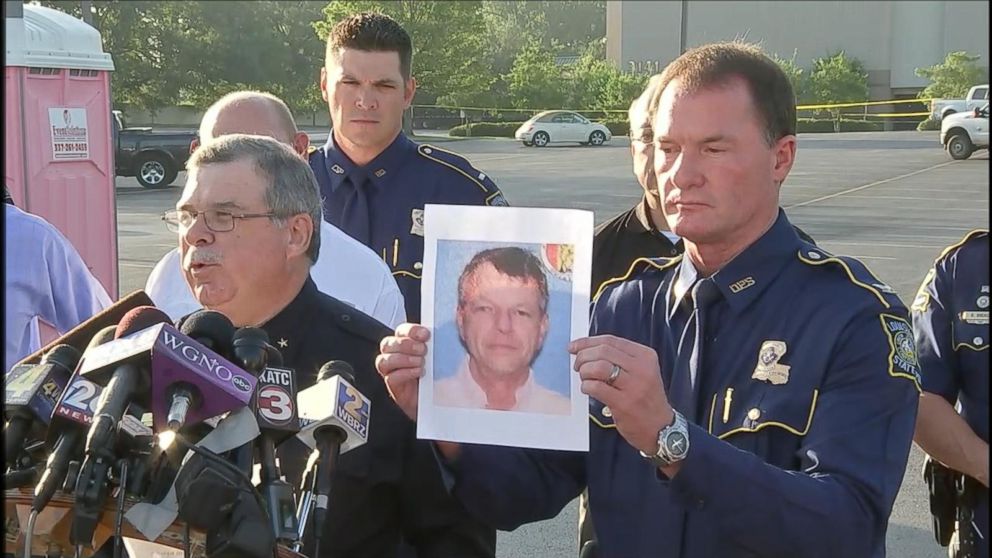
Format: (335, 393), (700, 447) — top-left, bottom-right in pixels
(591, 75), (681, 297)
(167, 134), (494, 557)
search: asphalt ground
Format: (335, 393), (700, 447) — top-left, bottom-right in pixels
(113, 131), (989, 558)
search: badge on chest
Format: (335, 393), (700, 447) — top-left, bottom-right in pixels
(752, 340), (791, 385)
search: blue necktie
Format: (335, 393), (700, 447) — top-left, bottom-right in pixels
(329, 170), (372, 246)
(668, 278), (721, 421)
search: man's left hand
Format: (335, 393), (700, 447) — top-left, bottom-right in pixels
(570, 335), (675, 456)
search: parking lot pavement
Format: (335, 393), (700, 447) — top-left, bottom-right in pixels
(114, 131), (987, 558)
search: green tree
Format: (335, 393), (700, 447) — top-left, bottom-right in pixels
(505, 41), (566, 110)
(772, 49), (809, 103)
(314, 1), (494, 108)
(916, 51), (988, 99)
(808, 50), (869, 104)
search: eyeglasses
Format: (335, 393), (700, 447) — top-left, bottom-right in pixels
(161, 209), (277, 233)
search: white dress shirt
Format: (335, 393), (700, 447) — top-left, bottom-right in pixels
(5, 204), (112, 372)
(434, 357), (571, 415)
(145, 220), (406, 328)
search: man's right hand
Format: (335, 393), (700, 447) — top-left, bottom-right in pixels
(375, 323), (430, 421)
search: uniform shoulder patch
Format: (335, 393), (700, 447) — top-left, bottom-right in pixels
(417, 143), (497, 195)
(878, 313), (923, 392)
(797, 247), (898, 309)
(593, 256), (681, 303)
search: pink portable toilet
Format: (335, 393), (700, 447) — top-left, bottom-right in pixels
(5, 3), (118, 299)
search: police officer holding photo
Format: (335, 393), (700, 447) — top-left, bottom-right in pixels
(913, 230), (989, 558)
(376, 42), (921, 557)
(311, 12), (507, 323)
(166, 134), (494, 558)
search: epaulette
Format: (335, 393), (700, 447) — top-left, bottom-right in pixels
(320, 294), (393, 344)
(306, 145), (319, 156)
(593, 255), (682, 303)
(796, 245), (899, 309)
(417, 144), (495, 195)
(934, 229), (988, 264)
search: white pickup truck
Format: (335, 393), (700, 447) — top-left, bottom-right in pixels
(930, 84), (989, 121)
(940, 103), (989, 160)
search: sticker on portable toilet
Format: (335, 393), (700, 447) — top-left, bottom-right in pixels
(48, 107), (89, 160)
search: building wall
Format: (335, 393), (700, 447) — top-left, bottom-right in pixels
(607, 0), (989, 98)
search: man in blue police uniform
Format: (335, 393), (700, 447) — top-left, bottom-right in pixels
(912, 230), (989, 558)
(375, 42), (921, 558)
(310, 12), (506, 323)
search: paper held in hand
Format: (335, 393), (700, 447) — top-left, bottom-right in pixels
(417, 204), (592, 452)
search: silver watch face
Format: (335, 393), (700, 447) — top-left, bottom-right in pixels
(664, 430), (689, 459)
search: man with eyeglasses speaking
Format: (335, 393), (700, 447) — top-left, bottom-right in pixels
(145, 91), (406, 328)
(159, 133), (497, 557)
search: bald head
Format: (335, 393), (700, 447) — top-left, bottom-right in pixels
(197, 91), (307, 155)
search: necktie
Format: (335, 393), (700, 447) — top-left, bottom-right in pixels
(668, 278), (721, 421)
(328, 170), (372, 246)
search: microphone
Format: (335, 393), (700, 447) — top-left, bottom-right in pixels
(295, 361), (370, 553)
(33, 326), (116, 513)
(252, 344), (301, 544)
(4, 344), (81, 470)
(165, 311), (237, 431)
(82, 306), (171, 455)
(15, 290), (154, 367)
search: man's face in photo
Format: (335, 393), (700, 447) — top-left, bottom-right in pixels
(456, 262), (549, 378)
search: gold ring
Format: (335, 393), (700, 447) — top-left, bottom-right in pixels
(606, 363), (622, 387)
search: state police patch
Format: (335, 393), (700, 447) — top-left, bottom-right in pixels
(879, 313), (922, 388)
(486, 192), (509, 207)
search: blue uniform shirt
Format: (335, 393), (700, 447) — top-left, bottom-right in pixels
(445, 211), (921, 558)
(911, 229), (988, 551)
(309, 132), (507, 322)
(4, 204), (112, 373)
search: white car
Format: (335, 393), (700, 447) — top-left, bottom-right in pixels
(514, 110), (612, 147)
(940, 103), (989, 160)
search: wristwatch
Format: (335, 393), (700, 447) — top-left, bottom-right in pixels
(640, 410), (690, 467)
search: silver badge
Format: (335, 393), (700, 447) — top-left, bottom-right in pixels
(410, 209), (425, 237)
(978, 295), (989, 309)
(752, 341), (791, 385)
(330, 164), (344, 175)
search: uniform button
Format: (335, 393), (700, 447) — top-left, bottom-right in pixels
(341, 314), (351, 322)
(601, 406), (612, 418)
(974, 337), (984, 345)
(747, 408), (761, 421)
(807, 251), (821, 260)
(696, 499), (705, 510)
(423, 147), (433, 154)
(414, 262), (423, 270)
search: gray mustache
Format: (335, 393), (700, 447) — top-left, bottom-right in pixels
(186, 251), (223, 266)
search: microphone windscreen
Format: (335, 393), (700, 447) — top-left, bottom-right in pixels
(115, 306), (172, 339)
(264, 344), (284, 368)
(16, 290), (154, 366)
(317, 360), (355, 384)
(87, 326), (119, 351)
(179, 310), (235, 356)
(40, 344), (82, 371)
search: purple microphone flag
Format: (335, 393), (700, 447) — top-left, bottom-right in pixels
(78, 323), (257, 431)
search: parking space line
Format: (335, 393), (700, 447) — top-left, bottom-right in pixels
(785, 160), (957, 209)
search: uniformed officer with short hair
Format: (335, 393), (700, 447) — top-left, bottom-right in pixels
(170, 133), (495, 558)
(913, 230), (989, 558)
(311, 12), (507, 323)
(376, 42), (921, 557)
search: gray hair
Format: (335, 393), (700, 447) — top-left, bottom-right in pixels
(187, 134), (322, 263)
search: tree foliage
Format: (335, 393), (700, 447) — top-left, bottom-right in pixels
(808, 51), (869, 104)
(772, 50), (809, 103)
(916, 51), (988, 99)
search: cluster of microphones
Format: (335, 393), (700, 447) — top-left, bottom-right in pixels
(4, 294), (371, 558)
